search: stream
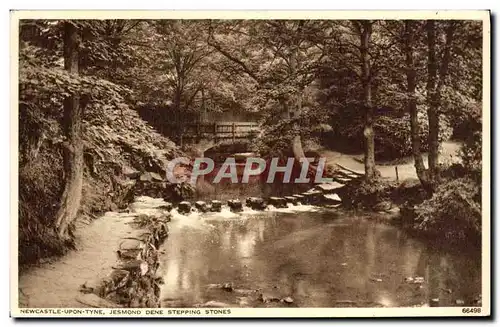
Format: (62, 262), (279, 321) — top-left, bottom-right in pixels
(153, 199), (481, 308)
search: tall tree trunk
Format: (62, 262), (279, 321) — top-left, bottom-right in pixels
(425, 21), (455, 188)
(404, 21), (431, 190)
(359, 21), (376, 180)
(54, 22), (83, 238)
(288, 21), (306, 161)
(426, 20), (439, 184)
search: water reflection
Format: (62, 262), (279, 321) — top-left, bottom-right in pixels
(160, 210), (481, 308)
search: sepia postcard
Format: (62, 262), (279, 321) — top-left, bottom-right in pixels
(10, 10), (490, 318)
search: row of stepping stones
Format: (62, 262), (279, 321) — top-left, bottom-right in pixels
(160, 181), (346, 214)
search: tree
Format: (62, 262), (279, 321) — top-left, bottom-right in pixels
(54, 21), (84, 238)
(402, 20), (431, 190)
(207, 20), (327, 160)
(352, 20), (377, 180)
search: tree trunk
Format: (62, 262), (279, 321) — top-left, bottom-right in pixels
(288, 21), (306, 161)
(425, 21), (455, 188)
(426, 20), (439, 184)
(359, 21), (376, 181)
(54, 22), (83, 238)
(404, 21), (431, 190)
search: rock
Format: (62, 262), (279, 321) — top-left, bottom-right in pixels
(178, 201), (191, 214)
(195, 201), (208, 212)
(139, 172), (152, 182)
(117, 249), (142, 260)
(79, 279), (105, 296)
(335, 177), (352, 183)
(228, 199), (243, 212)
(455, 299), (465, 305)
(369, 277), (383, 282)
(284, 196), (298, 205)
(119, 239), (145, 251)
(222, 282), (234, 292)
(210, 200), (222, 212)
(315, 182), (344, 193)
(321, 193), (342, 205)
(292, 194), (305, 204)
(158, 202), (173, 211)
(260, 292), (281, 303)
(268, 197), (287, 208)
(246, 197), (266, 210)
(373, 201), (393, 212)
(150, 172), (163, 182)
(430, 298), (440, 306)
(113, 260), (149, 277)
(282, 296), (294, 304)
(122, 166), (140, 179)
(301, 190), (322, 204)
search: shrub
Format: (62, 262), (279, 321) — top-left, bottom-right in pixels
(459, 103), (482, 180)
(413, 177), (481, 242)
(341, 177), (397, 209)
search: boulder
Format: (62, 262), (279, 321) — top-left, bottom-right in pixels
(268, 197), (287, 208)
(210, 200), (222, 212)
(195, 201), (208, 213)
(246, 197), (266, 210)
(228, 199), (243, 212)
(178, 201), (191, 214)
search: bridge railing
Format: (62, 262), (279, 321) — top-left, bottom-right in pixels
(182, 122), (260, 143)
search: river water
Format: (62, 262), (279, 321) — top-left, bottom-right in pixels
(158, 204), (481, 308)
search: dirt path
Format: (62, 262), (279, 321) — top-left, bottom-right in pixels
(18, 212), (137, 308)
(321, 141), (462, 181)
(18, 196), (169, 308)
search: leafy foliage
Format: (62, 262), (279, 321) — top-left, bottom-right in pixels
(413, 177), (481, 241)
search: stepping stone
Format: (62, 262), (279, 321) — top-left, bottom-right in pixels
(291, 194), (305, 204)
(246, 197), (266, 210)
(301, 190), (322, 204)
(210, 200), (222, 212)
(158, 202), (173, 211)
(321, 193), (342, 205)
(178, 201), (191, 214)
(315, 182), (345, 193)
(195, 201), (208, 212)
(268, 197), (287, 208)
(228, 199), (243, 212)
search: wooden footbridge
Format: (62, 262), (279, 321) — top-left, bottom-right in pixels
(181, 121), (260, 143)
